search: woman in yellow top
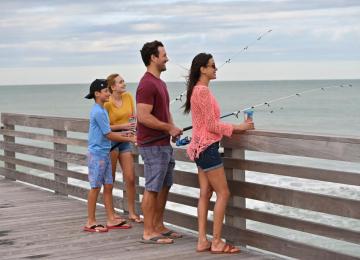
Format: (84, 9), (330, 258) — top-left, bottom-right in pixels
(105, 73), (142, 223)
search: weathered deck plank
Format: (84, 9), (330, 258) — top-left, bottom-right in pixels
(0, 178), (277, 260)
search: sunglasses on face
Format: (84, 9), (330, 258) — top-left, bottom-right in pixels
(207, 64), (217, 69)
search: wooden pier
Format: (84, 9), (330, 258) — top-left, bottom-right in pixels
(0, 178), (272, 260)
(0, 113), (359, 259)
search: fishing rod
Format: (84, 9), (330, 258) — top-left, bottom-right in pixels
(169, 29), (273, 105)
(140, 83), (353, 146)
(221, 83), (353, 119)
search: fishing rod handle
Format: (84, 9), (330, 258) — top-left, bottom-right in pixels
(139, 113), (238, 146)
(183, 126), (192, 131)
(140, 125), (192, 145)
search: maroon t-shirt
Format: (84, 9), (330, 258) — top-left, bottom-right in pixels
(136, 72), (171, 146)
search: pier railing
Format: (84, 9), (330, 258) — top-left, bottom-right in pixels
(0, 113), (359, 259)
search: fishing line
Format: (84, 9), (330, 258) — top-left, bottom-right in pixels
(218, 29), (273, 69)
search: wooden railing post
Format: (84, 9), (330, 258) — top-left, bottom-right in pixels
(224, 145), (246, 245)
(53, 129), (68, 195)
(3, 123), (16, 180)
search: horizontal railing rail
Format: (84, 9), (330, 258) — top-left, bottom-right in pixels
(1, 112), (359, 260)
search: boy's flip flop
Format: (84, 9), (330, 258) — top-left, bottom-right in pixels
(138, 236), (173, 244)
(83, 224), (108, 233)
(106, 221), (132, 229)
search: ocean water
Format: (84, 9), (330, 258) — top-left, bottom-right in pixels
(0, 79), (359, 256)
(0, 79), (359, 135)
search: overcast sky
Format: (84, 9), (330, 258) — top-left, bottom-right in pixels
(0, 0), (359, 85)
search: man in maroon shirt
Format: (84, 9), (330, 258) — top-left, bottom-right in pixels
(136, 41), (182, 244)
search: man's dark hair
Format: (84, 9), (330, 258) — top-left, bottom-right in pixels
(140, 40), (164, 66)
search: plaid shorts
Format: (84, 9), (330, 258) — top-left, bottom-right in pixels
(139, 145), (175, 192)
(87, 152), (113, 188)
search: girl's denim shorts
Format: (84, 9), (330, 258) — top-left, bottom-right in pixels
(194, 142), (223, 172)
(111, 141), (132, 153)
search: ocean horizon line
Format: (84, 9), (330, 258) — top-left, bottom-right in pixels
(0, 78), (359, 87)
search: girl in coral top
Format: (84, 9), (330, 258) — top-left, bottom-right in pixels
(183, 53), (254, 254)
(104, 74), (142, 223)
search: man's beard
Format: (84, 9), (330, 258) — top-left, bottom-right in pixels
(159, 64), (167, 72)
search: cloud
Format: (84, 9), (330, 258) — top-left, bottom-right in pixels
(23, 56), (52, 62)
(131, 23), (165, 32)
(0, 0), (359, 83)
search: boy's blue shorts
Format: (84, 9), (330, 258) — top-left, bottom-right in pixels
(87, 152), (113, 188)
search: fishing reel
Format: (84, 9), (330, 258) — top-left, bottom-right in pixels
(176, 136), (191, 146)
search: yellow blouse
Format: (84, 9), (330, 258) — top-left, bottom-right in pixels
(104, 92), (135, 125)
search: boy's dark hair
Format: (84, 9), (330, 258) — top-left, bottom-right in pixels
(140, 40), (164, 66)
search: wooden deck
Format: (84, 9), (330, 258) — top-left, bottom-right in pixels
(0, 178), (276, 260)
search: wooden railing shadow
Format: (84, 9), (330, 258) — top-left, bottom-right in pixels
(0, 113), (359, 259)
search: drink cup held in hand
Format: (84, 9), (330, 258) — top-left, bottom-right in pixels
(244, 109), (254, 122)
(128, 115), (137, 132)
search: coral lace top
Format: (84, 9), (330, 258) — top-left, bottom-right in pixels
(187, 85), (233, 160)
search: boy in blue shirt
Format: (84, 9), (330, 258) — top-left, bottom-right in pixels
(84, 79), (136, 232)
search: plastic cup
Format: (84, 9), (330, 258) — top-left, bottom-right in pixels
(128, 115), (136, 132)
(244, 109), (254, 122)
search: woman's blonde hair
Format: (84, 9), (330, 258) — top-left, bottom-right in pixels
(106, 73), (119, 94)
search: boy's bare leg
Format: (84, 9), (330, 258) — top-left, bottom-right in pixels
(109, 151), (124, 219)
(85, 188), (107, 231)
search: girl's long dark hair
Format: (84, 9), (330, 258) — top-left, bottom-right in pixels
(183, 53), (213, 114)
